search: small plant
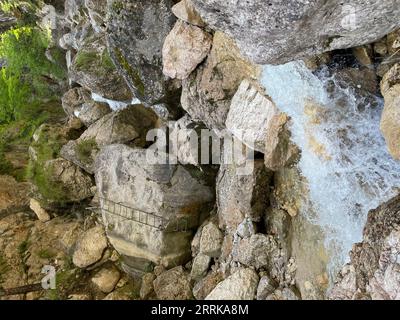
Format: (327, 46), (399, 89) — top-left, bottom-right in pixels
(75, 139), (98, 164)
(37, 248), (56, 259)
(18, 239), (30, 256)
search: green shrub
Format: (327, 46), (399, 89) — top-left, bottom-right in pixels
(26, 127), (68, 203)
(75, 139), (98, 164)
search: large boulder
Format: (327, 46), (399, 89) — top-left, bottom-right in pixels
(106, 0), (179, 106)
(191, 0), (400, 64)
(69, 32), (132, 101)
(217, 159), (271, 233)
(153, 266), (193, 300)
(181, 32), (260, 131)
(62, 87), (111, 126)
(330, 195), (400, 300)
(172, 0), (205, 27)
(84, 0), (107, 33)
(43, 158), (94, 202)
(162, 20), (212, 80)
(95, 144), (215, 268)
(72, 225), (108, 268)
(380, 64), (400, 160)
(61, 105), (158, 174)
(226, 79), (299, 169)
(205, 268), (259, 300)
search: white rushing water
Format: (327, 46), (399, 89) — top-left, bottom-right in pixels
(91, 93), (141, 111)
(261, 61), (400, 276)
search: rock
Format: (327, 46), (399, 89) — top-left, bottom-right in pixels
(140, 273), (156, 299)
(226, 79), (273, 152)
(153, 266), (193, 300)
(256, 276), (277, 300)
(226, 79), (299, 168)
(103, 289), (131, 300)
(167, 114), (208, 166)
(172, 0), (205, 27)
(205, 268), (259, 300)
(193, 271), (224, 300)
(95, 144), (214, 268)
(0, 175), (30, 214)
(232, 234), (282, 271)
(84, 0), (106, 33)
(191, 253), (211, 280)
(42, 158), (94, 202)
(199, 222), (223, 257)
(106, 0), (179, 106)
(69, 32), (132, 101)
(352, 45), (373, 67)
(62, 87), (111, 126)
(191, 0), (400, 64)
(330, 195), (400, 299)
(91, 265), (121, 293)
(29, 198), (51, 222)
(266, 288), (300, 300)
(163, 20), (212, 80)
(68, 294), (91, 300)
(217, 159), (271, 232)
(73, 225), (108, 268)
(374, 39), (388, 56)
(65, 0), (86, 25)
(61, 105), (158, 174)
(181, 31), (260, 131)
(380, 64), (400, 160)
(273, 167), (308, 218)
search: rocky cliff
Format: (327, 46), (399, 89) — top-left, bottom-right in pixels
(1, 0), (400, 300)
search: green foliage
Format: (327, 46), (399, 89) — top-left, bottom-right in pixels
(0, 26), (65, 125)
(74, 51), (98, 71)
(75, 138), (98, 164)
(38, 248), (56, 259)
(0, 22), (66, 180)
(18, 239), (30, 256)
(26, 125), (68, 203)
(0, 142), (13, 175)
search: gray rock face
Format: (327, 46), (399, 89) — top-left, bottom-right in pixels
(44, 158), (94, 202)
(106, 0), (180, 106)
(256, 276), (277, 300)
(95, 144), (215, 268)
(162, 20), (212, 80)
(172, 0), (205, 27)
(199, 222), (223, 257)
(181, 32), (260, 131)
(330, 195), (400, 300)
(190, 253), (211, 280)
(62, 87), (111, 126)
(153, 266), (193, 300)
(191, 0), (400, 64)
(217, 160), (271, 233)
(61, 105), (158, 173)
(84, 0), (107, 33)
(69, 32), (132, 101)
(205, 268), (259, 300)
(232, 234), (289, 282)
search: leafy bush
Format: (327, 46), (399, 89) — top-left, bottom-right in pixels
(0, 18), (66, 179)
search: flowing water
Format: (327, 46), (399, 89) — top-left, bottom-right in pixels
(261, 61), (400, 278)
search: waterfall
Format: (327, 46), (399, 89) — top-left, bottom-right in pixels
(91, 93), (141, 111)
(261, 61), (400, 277)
